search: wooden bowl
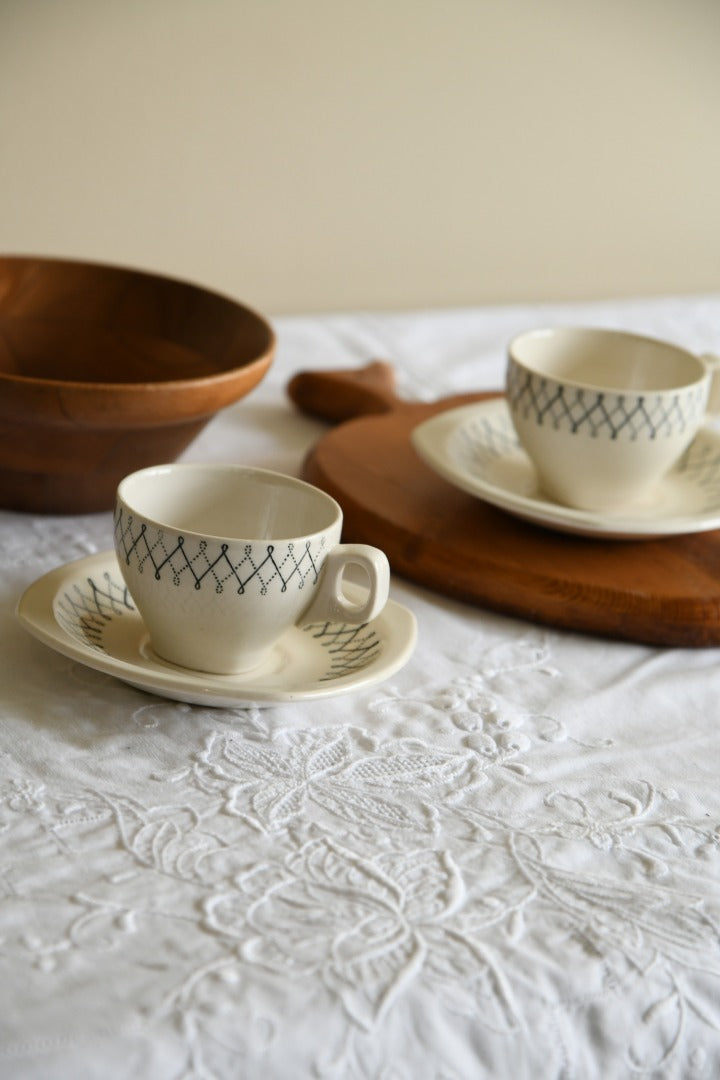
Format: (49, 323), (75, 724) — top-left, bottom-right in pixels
(0, 256), (275, 513)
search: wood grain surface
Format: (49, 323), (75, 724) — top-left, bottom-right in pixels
(288, 362), (720, 648)
(0, 256), (274, 513)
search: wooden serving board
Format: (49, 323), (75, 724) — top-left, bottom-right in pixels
(287, 362), (720, 648)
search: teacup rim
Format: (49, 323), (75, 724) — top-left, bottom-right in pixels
(115, 462), (343, 544)
(508, 326), (708, 395)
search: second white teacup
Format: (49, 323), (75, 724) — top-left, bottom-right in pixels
(113, 464), (390, 674)
(506, 327), (720, 512)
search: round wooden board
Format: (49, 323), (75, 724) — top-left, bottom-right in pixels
(291, 368), (720, 648)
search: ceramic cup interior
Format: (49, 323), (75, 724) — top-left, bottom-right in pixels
(506, 327), (718, 512)
(118, 464), (340, 540)
(113, 464), (390, 674)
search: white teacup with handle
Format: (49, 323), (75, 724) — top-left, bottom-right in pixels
(114, 463), (391, 675)
(506, 327), (720, 512)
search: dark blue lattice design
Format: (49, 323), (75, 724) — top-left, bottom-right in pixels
(507, 366), (706, 440)
(55, 572), (135, 651)
(114, 509), (324, 596)
(302, 620), (382, 681)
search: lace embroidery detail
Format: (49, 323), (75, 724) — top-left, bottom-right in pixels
(209, 838), (468, 1030)
(0, 652), (718, 1076)
(181, 727), (485, 832)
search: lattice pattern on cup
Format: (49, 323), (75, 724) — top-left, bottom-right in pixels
(114, 509), (325, 595)
(507, 366), (706, 440)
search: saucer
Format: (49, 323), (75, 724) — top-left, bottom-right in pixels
(16, 552), (417, 707)
(411, 398), (720, 539)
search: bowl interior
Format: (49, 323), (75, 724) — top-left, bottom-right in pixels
(0, 256), (275, 513)
(0, 256), (274, 385)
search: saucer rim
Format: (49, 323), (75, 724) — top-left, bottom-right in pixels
(16, 551), (417, 707)
(411, 398), (720, 540)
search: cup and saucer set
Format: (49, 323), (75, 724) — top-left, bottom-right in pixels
(17, 466), (417, 708)
(413, 327), (720, 540)
(17, 327), (720, 704)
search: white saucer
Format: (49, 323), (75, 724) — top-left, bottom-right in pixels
(16, 552), (417, 707)
(411, 398), (720, 539)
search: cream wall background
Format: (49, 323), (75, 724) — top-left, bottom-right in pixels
(1, 0), (719, 316)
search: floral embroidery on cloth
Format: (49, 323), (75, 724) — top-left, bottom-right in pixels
(0, 646), (718, 1079)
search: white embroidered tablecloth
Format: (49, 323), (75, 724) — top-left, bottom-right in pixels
(2, 295), (720, 1079)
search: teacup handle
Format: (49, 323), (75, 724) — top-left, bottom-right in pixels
(301, 544), (390, 626)
(702, 353), (720, 415)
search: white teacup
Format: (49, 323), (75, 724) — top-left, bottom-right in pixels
(113, 464), (390, 674)
(506, 327), (720, 512)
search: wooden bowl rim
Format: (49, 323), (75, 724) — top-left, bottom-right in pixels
(0, 254), (276, 392)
